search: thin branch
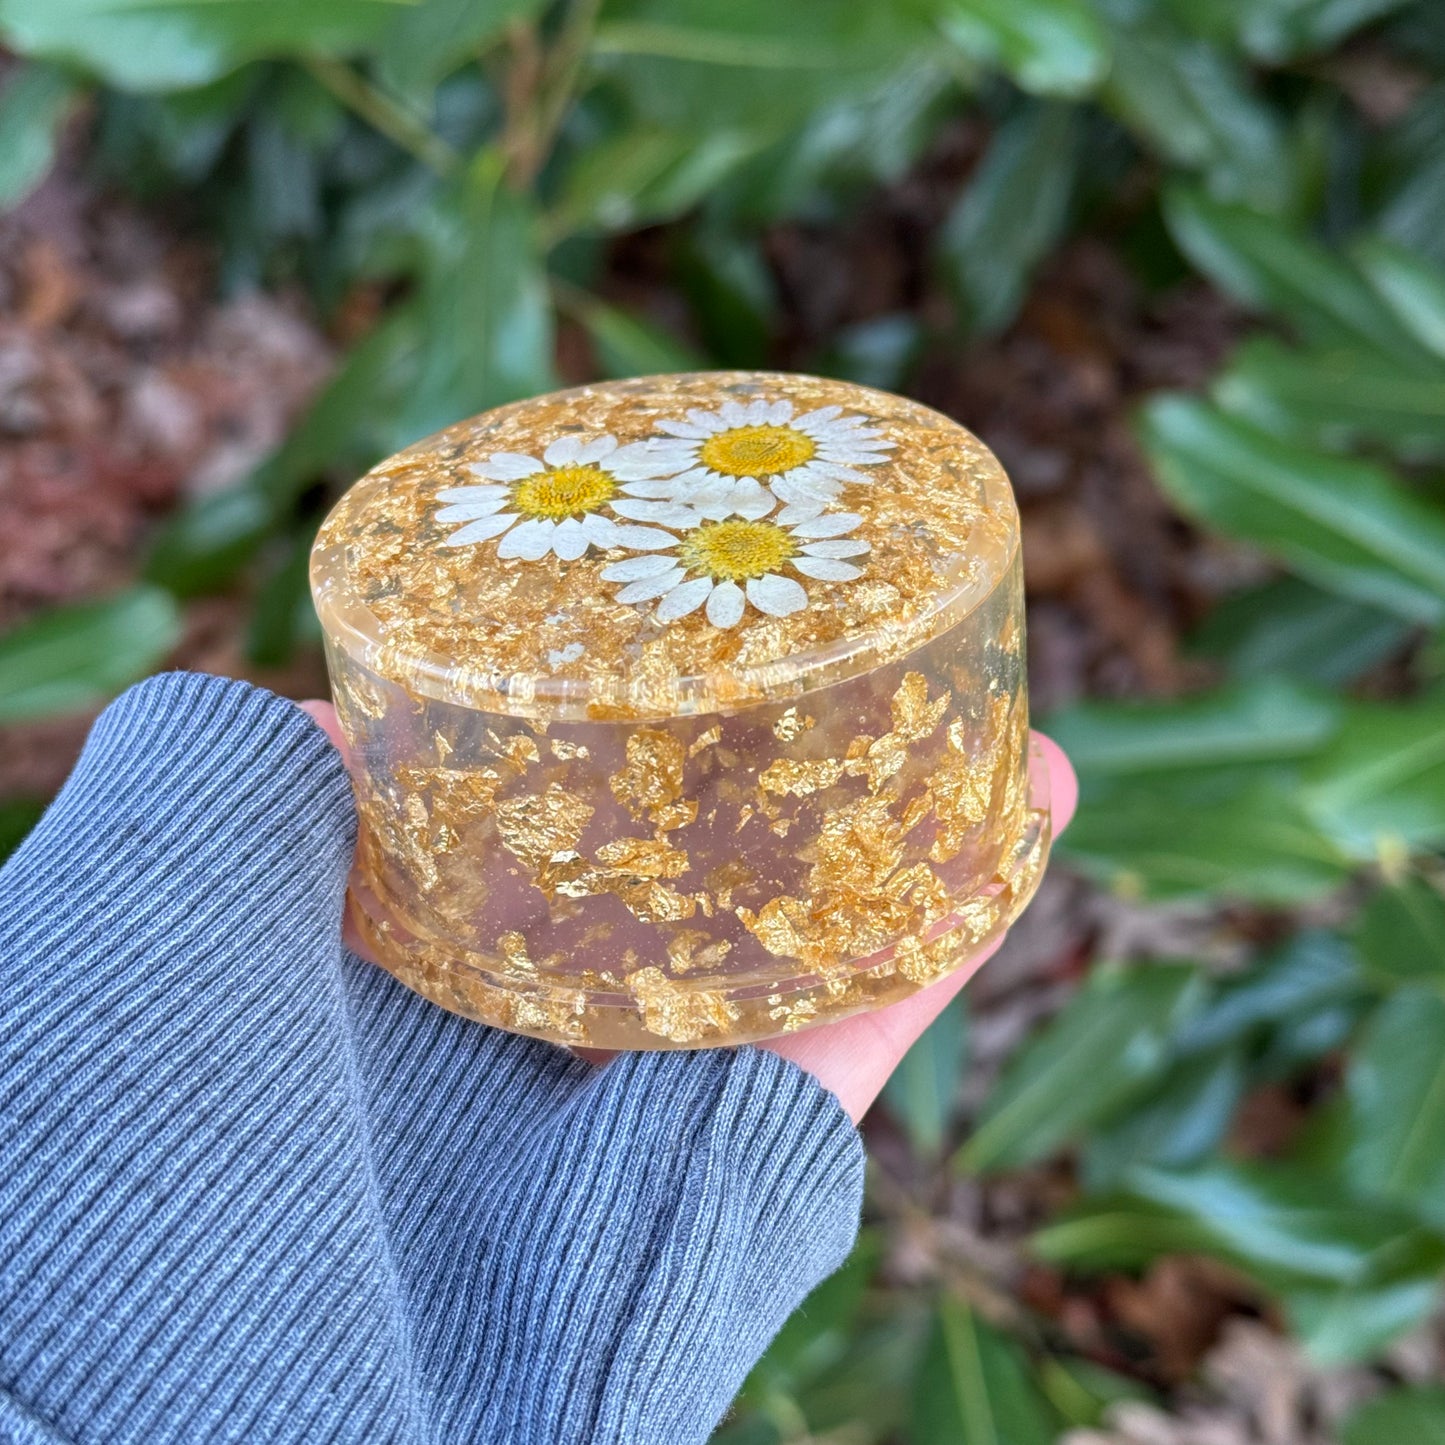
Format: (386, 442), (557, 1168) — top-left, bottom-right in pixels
(305, 57), (461, 178)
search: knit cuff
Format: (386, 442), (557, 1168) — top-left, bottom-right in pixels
(457, 1036), (866, 1444)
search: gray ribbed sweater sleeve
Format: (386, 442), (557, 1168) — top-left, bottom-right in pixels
(0, 673), (864, 1444)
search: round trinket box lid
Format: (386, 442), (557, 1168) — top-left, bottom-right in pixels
(312, 371), (1020, 721)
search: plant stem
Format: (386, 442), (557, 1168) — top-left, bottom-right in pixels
(305, 57), (461, 178)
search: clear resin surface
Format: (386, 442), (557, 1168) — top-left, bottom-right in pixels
(312, 372), (1049, 1047)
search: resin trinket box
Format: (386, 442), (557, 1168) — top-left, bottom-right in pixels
(311, 372), (1050, 1048)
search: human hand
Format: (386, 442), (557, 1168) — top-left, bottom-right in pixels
(299, 700), (1074, 1126)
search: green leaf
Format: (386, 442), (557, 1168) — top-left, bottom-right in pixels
(1138, 395), (1445, 625)
(1060, 777), (1352, 903)
(1303, 698), (1445, 857)
(0, 62), (81, 207)
(933, 0), (1108, 97)
(1081, 1047), (1245, 1191)
(0, 799), (45, 864)
(565, 292), (707, 379)
(1352, 879), (1445, 984)
(395, 151), (554, 442)
(1038, 1357), (1151, 1430)
(1039, 1162), (1445, 1290)
(1165, 187), (1430, 358)
(1353, 235), (1445, 363)
(912, 1297), (1056, 1445)
(554, 124), (766, 235)
(377, 0), (544, 96)
(1342, 1387), (1445, 1445)
(1212, 336), (1445, 464)
(593, 0), (932, 132)
(1044, 679), (1340, 778)
(246, 529), (323, 666)
(817, 314), (925, 392)
(744, 1232), (882, 1396)
(0, 0), (411, 91)
(1285, 1274), (1442, 1364)
(1180, 0), (1416, 62)
(937, 101), (1079, 336)
(883, 1000), (967, 1159)
(1176, 930), (1364, 1055)
(0, 587), (182, 724)
(673, 224), (774, 367)
(959, 965), (1205, 1173)
(1188, 578), (1411, 687)
(1344, 990), (1445, 1224)
(1101, 29), (1291, 212)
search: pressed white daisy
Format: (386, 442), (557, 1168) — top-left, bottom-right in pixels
(602, 510), (870, 629)
(437, 434), (675, 561)
(606, 397), (893, 512)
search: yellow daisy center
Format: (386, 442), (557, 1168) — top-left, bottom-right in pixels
(680, 519), (796, 583)
(698, 424), (815, 478)
(512, 464), (617, 520)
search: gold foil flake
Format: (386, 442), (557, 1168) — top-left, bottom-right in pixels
(494, 783), (594, 871)
(705, 860), (755, 909)
(758, 757), (845, 797)
(652, 798), (700, 833)
(609, 727), (687, 822)
(541, 836), (698, 921)
(498, 931), (536, 977)
(688, 725), (723, 757)
(773, 707), (815, 741)
(667, 930), (733, 975)
(770, 818), (793, 838)
(594, 836), (690, 878)
(891, 672), (951, 740)
(625, 967), (739, 1044)
(766, 995), (820, 1031)
(434, 732), (453, 760)
(549, 738), (590, 761)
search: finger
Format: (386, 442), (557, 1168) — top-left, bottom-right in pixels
(761, 731), (1077, 1122)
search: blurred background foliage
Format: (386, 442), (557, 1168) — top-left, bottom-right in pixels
(2, 0), (1445, 1439)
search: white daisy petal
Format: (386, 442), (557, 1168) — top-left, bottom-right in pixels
(817, 444), (891, 466)
(551, 518), (590, 561)
(657, 419), (714, 439)
(790, 512), (863, 539)
(686, 409), (728, 433)
(611, 499), (699, 527)
(719, 402), (750, 427)
(655, 576), (713, 620)
(543, 435), (583, 466)
(469, 452), (544, 481)
(790, 406), (842, 433)
(747, 573), (808, 617)
(706, 580), (746, 628)
(764, 399), (794, 424)
(608, 440), (697, 481)
(744, 399), (771, 424)
(575, 434), (618, 464)
(775, 502), (830, 525)
(496, 517), (557, 560)
(436, 500), (507, 523)
(615, 478), (681, 500)
(618, 569), (687, 603)
(792, 557), (862, 582)
(580, 513), (621, 546)
(797, 459), (869, 485)
(440, 483), (508, 503)
(443, 513), (517, 546)
(731, 480), (776, 520)
(610, 524), (681, 551)
(602, 554), (680, 583)
(771, 474), (841, 508)
(801, 539), (871, 558)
